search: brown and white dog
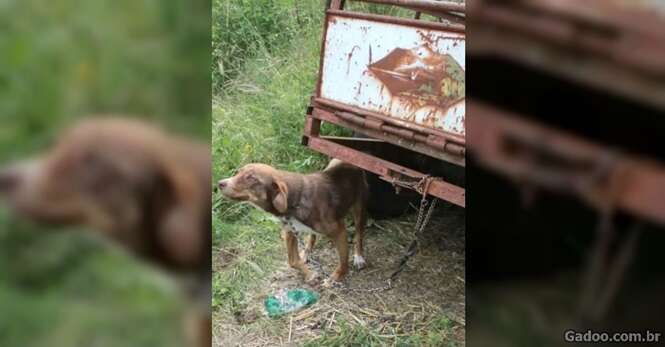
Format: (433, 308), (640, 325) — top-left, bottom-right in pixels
(218, 159), (368, 286)
(0, 118), (211, 347)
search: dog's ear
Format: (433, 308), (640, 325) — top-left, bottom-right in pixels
(271, 180), (289, 214)
(155, 159), (206, 268)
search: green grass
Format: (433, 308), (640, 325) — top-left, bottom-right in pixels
(0, 214), (185, 347)
(212, 0), (323, 93)
(0, 1), (210, 346)
(211, 0), (417, 94)
(302, 316), (460, 347)
(211, 3), (327, 319)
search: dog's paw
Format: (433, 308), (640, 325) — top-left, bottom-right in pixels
(353, 255), (367, 270)
(322, 277), (343, 289)
(304, 271), (320, 285)
(299, 249), (309, 263)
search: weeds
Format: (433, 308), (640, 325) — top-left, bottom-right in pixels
(212, 0), (324, 93)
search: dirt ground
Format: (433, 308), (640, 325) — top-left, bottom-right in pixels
(213, 202), (465, 346)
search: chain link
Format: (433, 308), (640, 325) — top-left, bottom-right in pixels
(334, 176), (439, 293)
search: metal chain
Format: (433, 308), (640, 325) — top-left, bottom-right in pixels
(391, 174), (430, 195)
(387, 196), (437, 283)
(335, 177), (439, 293)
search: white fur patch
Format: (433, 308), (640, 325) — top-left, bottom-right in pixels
(353, 255), (366, 269)
(324, 158), (344, 171)
(279, 217), (321, 236)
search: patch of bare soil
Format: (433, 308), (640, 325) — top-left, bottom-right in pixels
(214, 203), (465, 346)
(214, 247), (240, 272)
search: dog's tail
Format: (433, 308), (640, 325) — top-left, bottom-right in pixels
(324, 158), (344, 171)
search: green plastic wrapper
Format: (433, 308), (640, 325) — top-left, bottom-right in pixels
(264, 288), (319, 318)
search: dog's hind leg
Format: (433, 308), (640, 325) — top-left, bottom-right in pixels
(351, 201), (367, 270)
(325, 223), (349, 287)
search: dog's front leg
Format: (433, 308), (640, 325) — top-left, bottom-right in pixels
(299, 234), (316, 263)
(282, 228), (317, 283)
(325, 224), (349, 287)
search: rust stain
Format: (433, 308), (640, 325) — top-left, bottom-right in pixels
(346, 45), (361, 75)
(405, 110), (417, 122)
(415, 30), (451, 47)
(364, 42), (465, 131)
(367, 44), (465, 111)
(423, 109), (437, 127)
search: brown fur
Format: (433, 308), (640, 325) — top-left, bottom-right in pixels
(0, 118), (211, 347)
(219, 160), (368, 285)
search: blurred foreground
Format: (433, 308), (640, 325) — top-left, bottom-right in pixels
(0, 1), (210, 346)
(467, 0), (665, 345)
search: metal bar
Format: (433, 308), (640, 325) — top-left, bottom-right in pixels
(306, 135), (466, 206)
(303, 113), (321, 137)
(315, 4), (336, 97)
(435, 11), (466, 26)
(352, 0), (465, 13)
(335, 110), (466, 158)
(480, 5), (577, 47)
(410, 7), (466, 24)
(469, 27), (665, 111)
(330, 0), (346, 10)
(314, 97), (465, 145)
(476, 4), (665, 77)
(468, 101), (665, 226)
(311, 107), (465, 166)
(327, 8), (465, 33)
(519, 0), (665, 40)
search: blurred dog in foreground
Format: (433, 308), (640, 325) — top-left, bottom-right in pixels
(0, 118), (211, 347)
(218, 159), (368, 287)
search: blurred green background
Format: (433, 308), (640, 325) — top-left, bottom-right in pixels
(0, 1), (210, 346)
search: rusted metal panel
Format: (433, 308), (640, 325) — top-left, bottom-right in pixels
(307, 135), (466, 207)
(468, 0), (665, 110)
(468, 101), (665, 226)
(328, 9), (465, 32)
(310, 106), (465, 166)
(305, 2), (465, 205)
(319, 12), (466, 137)
(314, 97), (464, 145)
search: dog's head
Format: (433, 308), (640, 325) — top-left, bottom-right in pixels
(218, 163), (289, 214)
(0, 118), (210, 268)
(0, 143), (112, 227)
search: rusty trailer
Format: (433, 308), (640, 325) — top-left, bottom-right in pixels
(468, 0), (665, 227)
(466, 0), (665, 325)
(303, 0), (466, 207)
